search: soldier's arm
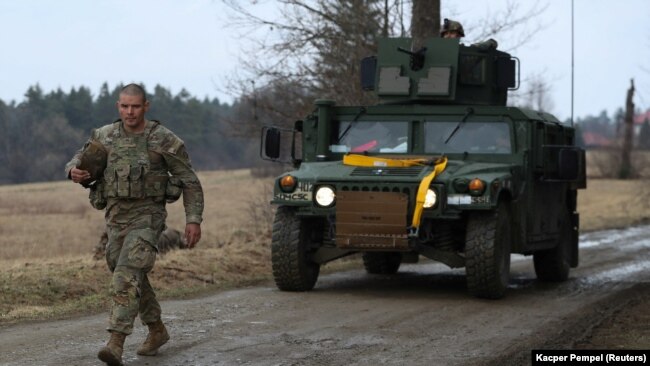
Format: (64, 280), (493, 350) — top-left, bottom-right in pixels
(65, 130), (100, 180)
(65, 142), (87, 179)
(162, 145), (205, 225)
(471, 38), (498, 51)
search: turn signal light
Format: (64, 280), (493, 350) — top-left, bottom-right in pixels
(279, 175), (297, 192)
(468, 178), (485, 196)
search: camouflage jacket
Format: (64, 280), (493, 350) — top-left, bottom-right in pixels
(66, 119), (204, 224)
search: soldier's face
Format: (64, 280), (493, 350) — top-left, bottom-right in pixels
(117, 94), (149, 132)
(443, 31), (461, 39)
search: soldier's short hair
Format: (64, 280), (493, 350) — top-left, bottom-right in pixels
(120, 83), (147, 102)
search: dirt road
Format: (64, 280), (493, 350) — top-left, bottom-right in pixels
(1, 226), (649, 366)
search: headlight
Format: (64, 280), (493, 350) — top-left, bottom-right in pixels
(423, 188), (437, 208)
(315, 186), (336, 207)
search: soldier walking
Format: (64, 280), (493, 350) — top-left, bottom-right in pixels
(66, 83), (204, 366)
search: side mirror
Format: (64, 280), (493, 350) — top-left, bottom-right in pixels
(496, 56), (518, 89)
(542, 145), (585, 183)
(558, 148), (579, 180)
(360, 56), (377, 91)
(262, 127), (281, 160)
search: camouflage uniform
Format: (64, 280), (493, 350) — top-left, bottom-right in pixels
(66, 119), (203, 335)
(94, 228), (187, 260)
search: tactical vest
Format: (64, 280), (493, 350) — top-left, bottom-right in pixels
(102, 120), (169, 199)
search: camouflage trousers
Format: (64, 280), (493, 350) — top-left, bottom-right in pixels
(105, 213), (165, 335)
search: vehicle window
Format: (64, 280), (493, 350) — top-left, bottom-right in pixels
(330, 121), (409, 153)
(425, 121), (512, 154)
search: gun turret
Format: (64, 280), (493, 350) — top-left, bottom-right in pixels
(397, 46), (426, 71)
(361, 38), (518, 106)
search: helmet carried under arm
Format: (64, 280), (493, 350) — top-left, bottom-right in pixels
(77, 139), (108, 187)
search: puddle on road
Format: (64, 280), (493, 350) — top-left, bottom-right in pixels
(578, 261), (650, 285)
(579, 225), (650, 248)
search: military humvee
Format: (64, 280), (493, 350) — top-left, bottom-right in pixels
(261, 37), (586, 299)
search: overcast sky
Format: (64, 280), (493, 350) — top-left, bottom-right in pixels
(0, 0), (648, 122)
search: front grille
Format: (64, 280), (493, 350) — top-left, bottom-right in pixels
(350, 166), (424, 177)
(338, 185), (412, 195)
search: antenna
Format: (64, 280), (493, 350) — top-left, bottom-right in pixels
(571, 0), (575, 126)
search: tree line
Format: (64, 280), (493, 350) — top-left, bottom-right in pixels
(0, 83), (260, 185)
(5, 1), (642, 183)
(573, 108), (650, 150)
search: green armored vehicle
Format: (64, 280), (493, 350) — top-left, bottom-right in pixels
(261, 37), (586, 299)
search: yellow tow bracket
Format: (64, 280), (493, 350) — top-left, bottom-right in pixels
(411, 156), (447, 230)
(342, 154), (448, 231)
(342, 154), (432, 167)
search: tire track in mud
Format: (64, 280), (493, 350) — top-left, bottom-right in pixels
(484, 225), (650, 366)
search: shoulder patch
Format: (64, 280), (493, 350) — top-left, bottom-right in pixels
(150, 125), (184, 155)
(167, 138), (184, 154)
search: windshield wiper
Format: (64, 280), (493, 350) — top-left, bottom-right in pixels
(444, 107), (474, 144)
(336, 107), (366, 143)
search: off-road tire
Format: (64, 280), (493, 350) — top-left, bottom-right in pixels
(465, 204), (511, 299)
(362, 252), (402, 274)
(271, 206), (321, 291)
(533, 210), (571, 282)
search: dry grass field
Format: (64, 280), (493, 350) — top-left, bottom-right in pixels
(0, 168), (648, 323)
(586, 149), (650, 178)
(0, 169), (273, 261)
(0, 169), (278, 322)
(578, 179), (650, 231)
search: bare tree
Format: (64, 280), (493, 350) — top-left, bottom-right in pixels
(464, 0), (549, 52)
(230, 78), (314, 137)
(620, 79), (636, 178)
(508, 72), (555, 113)
(222, 0), (399, 108)
(411, 0), (440, 49)
(222, 0), (549, 136)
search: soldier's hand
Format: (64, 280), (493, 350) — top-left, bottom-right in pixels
(185, 223), (201, 249)
(70, 167), (91, 184)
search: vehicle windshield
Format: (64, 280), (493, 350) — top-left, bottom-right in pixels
(330, 121), (408, 154)
(425, 121), (512, 154)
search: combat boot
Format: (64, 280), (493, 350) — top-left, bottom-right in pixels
(137, 319), (170, 356)
(97, 331), (126, 366)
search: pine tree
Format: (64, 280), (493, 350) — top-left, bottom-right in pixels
(93, 83), (121, 126)
(65, 86), (94, 132)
